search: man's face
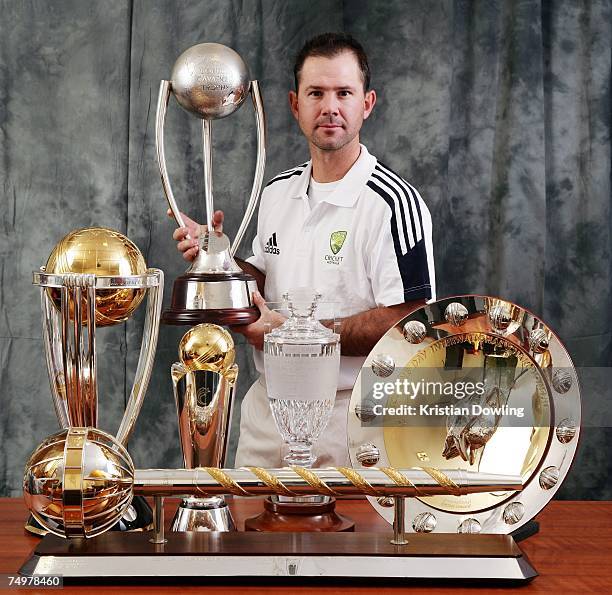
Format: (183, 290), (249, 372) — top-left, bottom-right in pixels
(289, 51), (376, 152)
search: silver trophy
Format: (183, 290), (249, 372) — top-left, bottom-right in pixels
(156, 42), (266, 325)
(170, 324), (237, 531)
(349, 295), (581, 537)
(30, 227), (164, 535)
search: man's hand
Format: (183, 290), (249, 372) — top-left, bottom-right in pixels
(169, 209), (224, 262)
(324, 300), (427, 357)
(230, 291), (285, 351)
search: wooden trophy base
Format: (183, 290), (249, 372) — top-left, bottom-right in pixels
(20, 531), (537, 582)
(244, 497), (355, 532)
(161, 272), (259, 326)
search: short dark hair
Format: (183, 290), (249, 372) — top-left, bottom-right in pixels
(293, 32), (371, 92)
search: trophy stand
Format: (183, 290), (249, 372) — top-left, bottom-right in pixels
(244, 496), (354, 532)
(156, 43), (266, 326)
(30, 232), (164, 536)
(170, 325), (238, 532)
(20, 428), (536, 582)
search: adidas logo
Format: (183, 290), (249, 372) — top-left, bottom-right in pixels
(264, 232), (280, 255)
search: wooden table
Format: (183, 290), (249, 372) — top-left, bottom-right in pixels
(0, 498), (610, 593)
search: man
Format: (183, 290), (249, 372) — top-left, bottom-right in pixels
(173, 33), (435, 467)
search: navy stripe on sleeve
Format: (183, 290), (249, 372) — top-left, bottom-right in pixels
(265, 163), (308, 187)
(377, 162), (424, 243)
(367, 179), (432, 301)
(375, 164), (420, 246)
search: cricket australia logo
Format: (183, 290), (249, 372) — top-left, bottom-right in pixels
(330, 231), (347, 254)
(264, 232), (280, 255)
(325, 230), (347, 265)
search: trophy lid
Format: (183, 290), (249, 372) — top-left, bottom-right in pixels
(264, 288), (339, 346)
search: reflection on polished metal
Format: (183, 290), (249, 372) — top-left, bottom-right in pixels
(355, 398), (377, 422)
(44, 227), (147, 326)
(484, 297), (524, 335)
(487, 302), (512, 332)
(556, 418), (577, 443)
(412, 512), (436, 533)
(149, 496), (166, 545)
(171, 497), (235, 532)
(377, 496), (395, 507)
(390, 496), (408, 545)
(349, 295), (581, 536)
(529, 328), (550, 354)
(552, 368), (573, 393)
(538, 466), (559, 490)
(178, 323), (235, 373)
(356, 443), (381, 467)
(30, 228), (163, 535)
(403, 320), (427, 343)
(457, 518), (482, 534)
(23, 427), (524, 539)
(371, 353), (395, 377)
(21, 534), (538, 581)
(156, 43), (266, 325)
(503, 502), (525, 525)
(442, 346), (520, 465)
(171, 324), (237, 532)
(444, 302), (468, 327)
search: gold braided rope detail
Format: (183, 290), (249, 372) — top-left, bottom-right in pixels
(335, 466), (381, 497)
(245, 467), (297, 497)
(379, 467), (420, 496)
(290, 466), (340, 497)
(201, 467), (251, 497)
(193, 468), (213, 498)
(420, 466), (461, 496)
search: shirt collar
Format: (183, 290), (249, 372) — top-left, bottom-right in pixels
(289, 144), (377, 207)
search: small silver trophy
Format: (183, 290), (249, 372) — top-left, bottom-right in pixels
(171, 324), (238, 531)
(156, 42), (266, 325)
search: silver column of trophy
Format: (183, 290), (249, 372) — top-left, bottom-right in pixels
(156, 43), (266, 326)
(31, 227), (164, 535)
(171, 324), (238, 531)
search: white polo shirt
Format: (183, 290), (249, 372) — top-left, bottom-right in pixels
(246, 144), (435, 390)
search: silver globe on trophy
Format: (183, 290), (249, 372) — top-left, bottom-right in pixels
(30, 227), (164, 535)
(156, 42), (266, 325)
(170, 324), (238, 531)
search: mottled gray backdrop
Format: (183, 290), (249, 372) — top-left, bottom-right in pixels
(0, 0), (610, 499)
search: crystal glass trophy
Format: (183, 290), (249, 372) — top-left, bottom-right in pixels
(245, 289), (353, 532)
(264, 289), (340, 468)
